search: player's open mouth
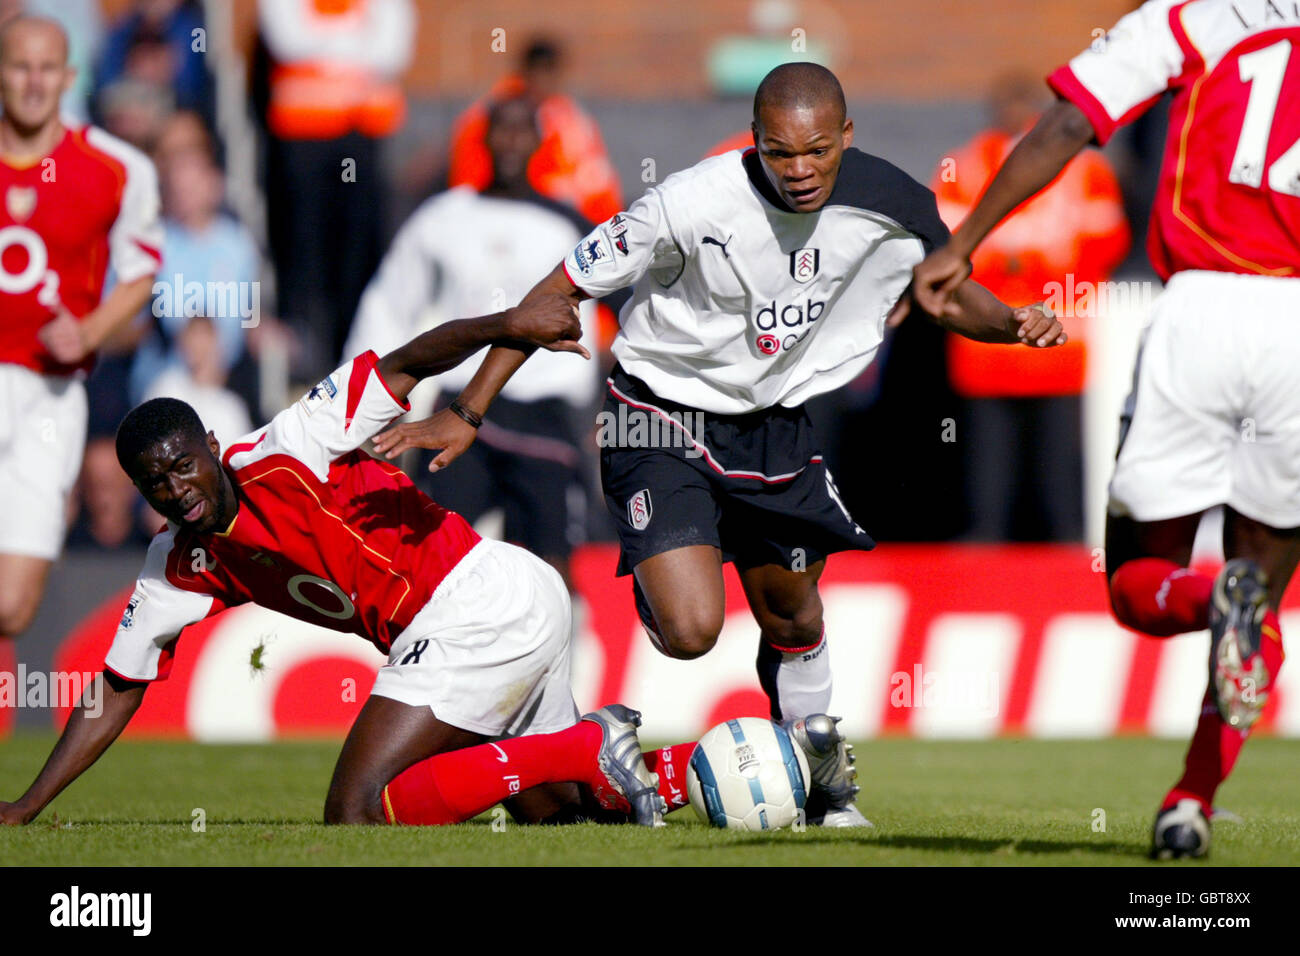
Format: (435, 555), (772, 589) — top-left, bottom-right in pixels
(183, 500), (206, 523)
(787, 185), (822, 205)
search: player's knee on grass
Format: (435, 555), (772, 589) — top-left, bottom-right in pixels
(323, 784), (386, 825)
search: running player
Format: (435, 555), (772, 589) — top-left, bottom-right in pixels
(0, 297), (683, 827)
(904, 0), (1300, 858)
(0, 16), (162, 639)
(373, 62), (1067, 826)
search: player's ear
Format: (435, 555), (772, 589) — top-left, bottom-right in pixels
(841, 117), (854, 149)
(61, 64), (76, 96)
(206, 430), (221, 460)
(750, 121), (759, 150)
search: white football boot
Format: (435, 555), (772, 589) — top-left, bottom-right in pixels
(783, 714), (873, 828)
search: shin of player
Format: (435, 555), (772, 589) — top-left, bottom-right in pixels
(382, 721), (697, 825)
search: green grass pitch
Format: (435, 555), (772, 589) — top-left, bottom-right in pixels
(2, 734), (1297, 866)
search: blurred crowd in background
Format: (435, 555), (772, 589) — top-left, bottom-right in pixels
(6, 0), (1164, 558)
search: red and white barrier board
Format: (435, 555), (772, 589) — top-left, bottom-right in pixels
(48, 544), (1299, 740)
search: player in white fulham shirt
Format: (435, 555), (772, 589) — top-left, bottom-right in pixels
(374, 63), (1066, 826)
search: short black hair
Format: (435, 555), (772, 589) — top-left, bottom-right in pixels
(115, 398), (208, 473)
(486, 93), (541, 137)
(753, 62), (846, 127)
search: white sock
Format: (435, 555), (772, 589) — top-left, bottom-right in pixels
(757, 631), (832, 721)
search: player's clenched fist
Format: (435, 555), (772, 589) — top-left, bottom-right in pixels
(1012, 303), (1066, 348)
(37, 310), (91, 366)
(503, 290), (588, 357)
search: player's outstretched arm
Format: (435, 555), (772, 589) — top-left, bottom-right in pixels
(374, 264), (590, 471)
(0, 673), (147, 825)
(904, 278), (1066, 348)
(901, 100), (1097, 319)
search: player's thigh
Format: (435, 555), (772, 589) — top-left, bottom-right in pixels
(632, 544), (727, 651)
(0, 553), (53, 636)
(325, 695), (486, 823)
(1223, 507), (1300, 609)
(737, 559), (826, 646)
(605, 443), (727, 644)
(1107, 296), (1240, 526)
(1223, 279), (1300, 539)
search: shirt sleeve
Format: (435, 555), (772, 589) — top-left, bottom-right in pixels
(1047, 0), (1187, 146)
(238, 349), (410, 481)
(103, 529), (219, 682)
(562, 190), (685, 297)
(85, 126), (164, 283)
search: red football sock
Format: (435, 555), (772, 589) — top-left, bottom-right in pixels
(1163, 611), (1285, 813)
(383, 721), (603, 825)
(1110, 558), (1213, 636)
(643, 741), (697, 810)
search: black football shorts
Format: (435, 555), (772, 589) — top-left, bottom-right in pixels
(600, 365), (875, 576)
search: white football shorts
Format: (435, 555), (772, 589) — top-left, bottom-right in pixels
(1109, 270), (1300, 529)
(0, 364), (87, 560)
(370, 537), (579, 737)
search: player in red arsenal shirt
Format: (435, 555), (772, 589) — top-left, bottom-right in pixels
(903, 0), (1300, 859)
(0, 296), (695, 827)
(0, 16), (162, 639)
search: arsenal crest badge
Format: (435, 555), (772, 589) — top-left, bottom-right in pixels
(6, 185), (37, 222)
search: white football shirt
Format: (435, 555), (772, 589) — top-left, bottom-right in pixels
(563, 147), (950, 414)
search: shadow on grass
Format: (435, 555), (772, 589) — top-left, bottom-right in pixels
(688, 831), (1145, 858)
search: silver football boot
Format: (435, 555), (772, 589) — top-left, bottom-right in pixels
(783, 714), (873, 828)
(581, 704), (667, 827)
(1209, 559), (1272, 729)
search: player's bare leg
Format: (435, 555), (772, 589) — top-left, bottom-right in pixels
(740, 560), (866, 827)
(739, 559), (829, 719)
(1105, 509), (1295, 858)
(631, 544), (726, 658)
(0, 553), (53, 637)
(324, 695), (485, 824)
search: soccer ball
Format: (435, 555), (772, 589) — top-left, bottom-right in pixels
(687, 717), (811, 831)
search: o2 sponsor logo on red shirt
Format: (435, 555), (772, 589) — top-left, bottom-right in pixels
(0, 225), (61, 307)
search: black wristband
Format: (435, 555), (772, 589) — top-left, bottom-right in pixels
(449, 399), (483, 429)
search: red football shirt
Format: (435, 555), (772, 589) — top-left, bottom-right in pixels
(104, 351), (481, 681)
(0, 124), (162, 375)
(1048, 0), (1300, 281)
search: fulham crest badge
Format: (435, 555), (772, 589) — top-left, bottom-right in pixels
(628, 489), (653, 531)
(789, 247), (820, 283)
